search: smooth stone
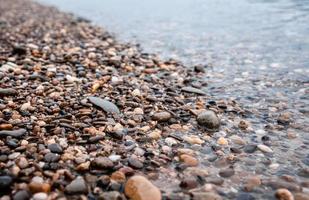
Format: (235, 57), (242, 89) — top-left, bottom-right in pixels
(197, 111), (220, 131)
(0, 129), (27, 138)
(275, 188), (294, 200)
(294, 193), (309, 200)
(32, 193), (48, 200)
(243, 144), (257, 153)
(88, 97), (120, 114)
(99, 191), (123, 200)
(0, 88), (17, 96)
(219, 168), (235, 178)
(0, 175), (13, 189)
(180, 177), (198, 189)
(152, 112), (172, 122)
(16, 157), (29, 169)
(266, 180), (301, 191)
(92, 157), (114, 169)
(48, 143), (63, 154)
(13, 190), (30, 200)
(192, 192), (222, 200)
(29, 182), (51, 193)
(44, 153), (60, 162)
(181, 87), (206, 95)
(128, 157), (143, 169)
(257, 144), (273, 153)
(65, 176), (88, 194)
(125, 176), (161, 200)
(179, 154), (199, 167)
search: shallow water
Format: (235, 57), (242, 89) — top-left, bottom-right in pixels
(37, 0), (309, 197)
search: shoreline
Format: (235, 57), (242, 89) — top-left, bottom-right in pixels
(0, 0), (308, 200)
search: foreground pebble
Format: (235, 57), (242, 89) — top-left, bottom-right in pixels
(125, 176), (161, 200)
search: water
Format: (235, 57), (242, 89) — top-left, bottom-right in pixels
(36, 0), (309, 196)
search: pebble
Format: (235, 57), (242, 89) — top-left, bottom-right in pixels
(92, 157), (114, 169)
(48, 143), (63, 154)
(236, 193), (256, 200)
(183, 135), (204, 145)
(219, 168), (235, 178)
(16, 157), (29, 169)
(275, 188), (294, 200)
(243, 144), (257, 153)
(192, 192), (222, 200)
(217, 137), (228, 145)
(125, 175), (161, 200)
(0, 129), (27, 138)
(244, 176), (261, 191)
(12, 190), (30, 200)
(65, 176), (88, 194)
(152, 111), (172, 122)
(0, 88), (17, 96)
(197, 111), (220, 131)
(181, 86), (206, 95)
(257, 144), (273, 153)
(0, 176), (13, 189)
(179, 154), (199, 167)
(88, 97), (120, 114)
(294, 193), (309, 200)
(165, 137), (178, 146)
(32, 193), (48, 200)
(44, 153), (60, 162)
(128, 157), (143, 169)
(29, 182), (51, 193)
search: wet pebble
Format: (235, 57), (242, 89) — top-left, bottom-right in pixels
(275, 188), (294, 200)
(48, 143), (63, 154)
(128, 157), (143, 169)
(219, 168), (235, 178)
(257, 144), (273, 153)
(65, 176), (88, 194)
(32, 193), (48, 200)
(152, 111), (172, 122)
(92, 157), (114, 169)
(124, 175), (161, 200)
(0, 175), (13, 190)
(197, 110), (220, 131)
(13, 190), (30, 200)
(88, 96), (120, 114)
(243, 144), (257, 153)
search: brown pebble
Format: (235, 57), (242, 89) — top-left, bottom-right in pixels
(275, 188), (294, 200)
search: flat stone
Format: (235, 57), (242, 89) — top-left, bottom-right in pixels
(257, 144), (273, 153)
(197, 111), (220, 131)
(179, 154), (199, 167)
(128, 157), (143, 169)
(92, 157), (114, 169)
(181, 87), (206, 95)
(219, 168), (235, 178)
(29, 182), (51, 193)
(88, 97), (120, 114)
(48, 143), (63, 154)
(65, 176), (88, 194)
(0, 129), (27, 138)
(152, 111), (172, 122)
(125, 175), (161, 200)
(0, 88), (17, 96)
(243, 144), (257, 153)
(32, 193), (48, 200)
(44, 153), (60, 162)
(192, 192), (222, 200)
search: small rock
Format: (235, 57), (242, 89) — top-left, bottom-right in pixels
(192, 192), (222, 200)
(65, 176), (88, 194)
(88, 97), (120, 114)
(0, 88), (17, 96)
(197, 111), (220, 131)
(244, 176), (261, 191)
(128, 157), (143, 169)
(236, 193), (255, 200)
(275, 188), (294, 200)
(179, 154), (199, 167)
(92, 157), (114, 169)
(219, 168), (235, 178)
(165, 137), (178, 146)
(32, 193), (48, 200)
(44, 153), (60, 162)
(244, 144), (257, 153)
(152, 112), (172, 122)
(29, 182), (51, 193)
(0, 129), (27, 138)
(125, 176), (161, 200)
(180, 177), (198, 189)
(48, 143), (63, 154)
(294, 193), (309, 200)
(16, 157), (29, 169)
(257, 144), (273, 153)
(13, 190), (30, 200)
(181, 87), (206, 95)
(217, 137), (228, 145)
(76, 161), (90, 171)
(0, 124), (13, 130)
(0, 175), (13, 189)
(183, 135), (204, 145)
(111, 171), (126, 183)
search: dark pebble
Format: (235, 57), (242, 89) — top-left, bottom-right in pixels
(44, 153), (60, 162)
(88, 97), (120, 114)
(236, 193), (255, 200)
(197, 110), (220, 131)
(243, 144), (257, 153)
(0, 175), (13, 190)
(48, 143), (63, 154)
(219, 168), (235, 178)
(128, 157), (143, 169)
(92, 157), (114, 169)
(13, 190), (31, 200)
(0, 129), (27, 138)
(181, 86), (206, 95)
(0, 88), (17, 96)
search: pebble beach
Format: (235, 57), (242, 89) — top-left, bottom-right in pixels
(0, 0), (308, 200)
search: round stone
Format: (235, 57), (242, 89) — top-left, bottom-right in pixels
(197, 111), (220, 131)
